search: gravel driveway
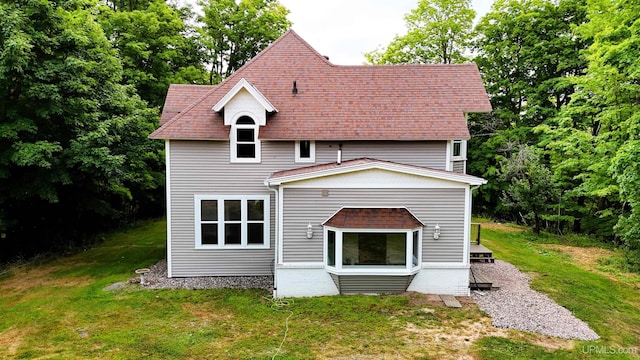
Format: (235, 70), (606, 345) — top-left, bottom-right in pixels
(471, 260), (599, 340)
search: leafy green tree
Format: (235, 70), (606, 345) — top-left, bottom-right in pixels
(199, 0), (291, 84)
(98, 0), (207, 108)
(0, 0), (162, 259)
(365, 0), (475, 64)
(499, 146), (559, 234)
(540, 0), (640, 251)
(468, 0), (589, 225)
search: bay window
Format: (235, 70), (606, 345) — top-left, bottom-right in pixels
(325, 227), (422, 273)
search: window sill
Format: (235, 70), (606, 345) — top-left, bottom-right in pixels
(230, 158), (262, 164)
(196, 244), (270, 250)
(326, 266), (421, 276)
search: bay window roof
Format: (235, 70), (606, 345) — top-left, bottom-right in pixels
(324, 208), (423, 229)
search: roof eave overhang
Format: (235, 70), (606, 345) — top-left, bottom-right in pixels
(264, 161), (487, 187)
(212, 78), (278, 113)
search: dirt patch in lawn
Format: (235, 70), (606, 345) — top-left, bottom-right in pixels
(0, 327), (32, 357)
(182, 303), (235, 323)
(403, 316), (573, 359)
(541, 244), (640, 287)
(480, 222), (526, 233)
(541, 244), (614, 269)
(0, 265), (92, 292)
(401, 292), (446, 307)
(0, 265), (92, 307)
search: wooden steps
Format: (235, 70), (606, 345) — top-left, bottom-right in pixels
(470, 244), (495, 263)
(469, 269), (500, 291)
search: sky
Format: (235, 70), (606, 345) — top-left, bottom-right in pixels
(277, 0), (495, 65)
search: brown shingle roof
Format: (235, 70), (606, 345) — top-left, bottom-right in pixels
(324, 208), (423, 229)
(150, 30), (491, 140)
(160, 84), (213, 126)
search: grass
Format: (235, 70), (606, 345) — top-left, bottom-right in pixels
(0, 219), (639, 359)
(475, 222), (640, 359)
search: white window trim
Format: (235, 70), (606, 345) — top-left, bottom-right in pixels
(230, 115), (261, 163)
(451, 139), (467, 161)
(294, 140), (316, 163)
(194, 194), (270, 249)
(324, 226), (422, 275)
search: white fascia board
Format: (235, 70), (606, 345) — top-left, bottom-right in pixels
(265, 161), (487, 187)
(321, 206), (425, 227)
(212, 78), (277, 113)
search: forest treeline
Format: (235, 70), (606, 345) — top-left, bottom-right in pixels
(0, 0), (289, 261)
(470, 0), (639, 267)
(1, 0), (638, 268)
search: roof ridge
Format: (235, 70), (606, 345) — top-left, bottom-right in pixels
(333, 62), (479, 69)
(152, 29), (332, 138)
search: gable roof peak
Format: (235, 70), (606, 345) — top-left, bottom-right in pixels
(212, 77), (277, 113)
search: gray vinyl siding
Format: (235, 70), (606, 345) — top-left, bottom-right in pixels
(169, 139), (453, 276)
(282, 188), (466, 263)
(452, 161), (465, 173)
(315, 141), (447, 169)
(330, 274), (415, 294)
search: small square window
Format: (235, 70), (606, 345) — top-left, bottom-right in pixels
(451, 140), (466, 160)
(295, 140), (315, 163)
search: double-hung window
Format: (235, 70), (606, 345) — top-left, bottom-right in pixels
(231, 116), (261, 163)
(195, 195), (270, 249)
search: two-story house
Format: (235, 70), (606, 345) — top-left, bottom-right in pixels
(150, 30), (491, 298)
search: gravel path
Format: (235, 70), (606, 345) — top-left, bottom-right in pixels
(130, 259), (273, 290)
(471, 260), (599, 340)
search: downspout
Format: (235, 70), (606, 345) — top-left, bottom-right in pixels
(468, 185), (481, 266)
(266, 183), (279, 298)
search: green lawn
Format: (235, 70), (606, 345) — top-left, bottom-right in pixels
(0, 219), (638, 359)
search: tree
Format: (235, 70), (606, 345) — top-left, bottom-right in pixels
(365, 0), (475, 64)
(499, 146), (559, 234)
(98, 0), (207, 108)
(199, 0), (291, 84)
(0, 0), (162, 259)
(468, 0), (589, 225)
(541, 0), (640, 252)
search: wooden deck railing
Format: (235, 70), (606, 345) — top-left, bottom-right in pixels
(470, 222), (481, 245)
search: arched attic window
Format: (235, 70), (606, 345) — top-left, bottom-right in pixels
(231, 115), (261, 162)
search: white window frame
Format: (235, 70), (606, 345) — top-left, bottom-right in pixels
(294, 140), (315, 163)
(194, 195), (270, 249)
(451, 139), (467, 161)
(230, 115), (261, 163)
(324, 226), (422, 275)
